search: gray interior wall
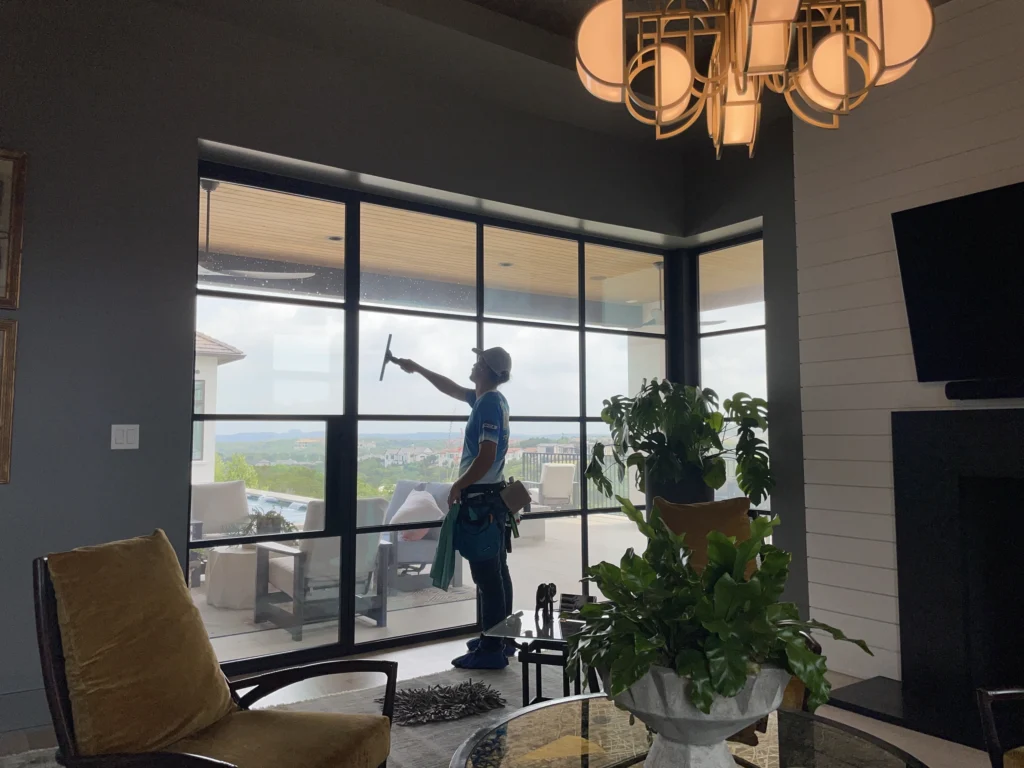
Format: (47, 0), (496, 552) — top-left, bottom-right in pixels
(0, 0), (687, 730)
(682, 100), (807, 615)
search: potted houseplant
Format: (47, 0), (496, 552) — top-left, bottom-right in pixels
(567, 498), (870, 768)
(585, 379), (772, 509)
(234, 507), (298, 536)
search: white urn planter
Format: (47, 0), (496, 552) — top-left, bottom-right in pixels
(613, 665), (790, 768)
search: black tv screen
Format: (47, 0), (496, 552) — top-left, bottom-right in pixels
(892, 181), (1024, 383)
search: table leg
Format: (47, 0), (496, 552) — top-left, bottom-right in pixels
(535, 652), (543, 701)
(521, 650), (530, 708)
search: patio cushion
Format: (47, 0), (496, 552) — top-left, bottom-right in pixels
(168, 710), (390, 768)
(391, 489), (445, 541)
(652, 497), (754, 576)
(47, 530), (234, 756)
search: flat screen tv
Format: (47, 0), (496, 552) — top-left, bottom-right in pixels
(891, 181), (1024, 383)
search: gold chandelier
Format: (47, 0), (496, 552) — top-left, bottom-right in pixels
(576, 0), (934, 156)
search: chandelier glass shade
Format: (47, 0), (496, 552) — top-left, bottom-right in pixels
(576, 0), (935, 156)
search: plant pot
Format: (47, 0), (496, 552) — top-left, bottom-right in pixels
(255, 519), (282, 535)
(645, 460), (715, 513)
(613, 665), (790, 768)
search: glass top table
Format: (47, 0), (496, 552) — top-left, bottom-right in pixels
(451, 694), (931, 768)
(483, 610), (586, 644)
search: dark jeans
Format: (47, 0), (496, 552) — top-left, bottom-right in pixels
(465, 493), (513, 653)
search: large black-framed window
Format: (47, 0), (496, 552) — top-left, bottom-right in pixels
(188, 162), (671, 674)
(696, 236), (768, 508)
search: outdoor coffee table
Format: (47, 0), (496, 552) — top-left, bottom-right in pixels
(484, 609), (598, 707)
(450, 694), (933, 768)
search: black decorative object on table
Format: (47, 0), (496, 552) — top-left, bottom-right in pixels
(378, 680), (505, 726)
(535, 582), (556, 624)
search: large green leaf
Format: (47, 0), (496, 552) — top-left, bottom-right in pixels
(676, 649), (715, 714)
(785, 640), (830, 711)
(705, 636), (750, 697)
(703, 457), (727, 489)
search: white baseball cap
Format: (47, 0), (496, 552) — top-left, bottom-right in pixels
(472, 346), (512, 377)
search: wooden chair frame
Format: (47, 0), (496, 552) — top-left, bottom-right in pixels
(33, 557), (397, 768)
(977, 687), (1024, 768)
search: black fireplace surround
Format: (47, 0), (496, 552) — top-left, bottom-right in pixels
(829, 408), (1024, 747)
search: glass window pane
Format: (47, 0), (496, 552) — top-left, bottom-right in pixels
(509, 423), (581, 513)
(198, 180), (345, 301)
(354, 532), (476, 644)
(508, 516), (584, 602)
(484, 227), (578, 324)
(484, 324), (580, 417)
(360, 204), (476, 314)
(189, 420), (326, 540)
(586, 245), (665, 334)
(194, 536), (341, 662)
(192, 421), (204, 462)
(700, 329), (769, 508)
(360, 312), (477, 415)
(700, 329), (766, 401)
(588, 511), (649, 600)
(585, 332), (665, 418)
(357, 420), (469, 519)
(196, 295), (345, 415)
(699, 240), (765, 333)
(585, 420), (645, 510)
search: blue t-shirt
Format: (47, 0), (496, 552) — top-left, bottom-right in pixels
(459, 390), (509, 485)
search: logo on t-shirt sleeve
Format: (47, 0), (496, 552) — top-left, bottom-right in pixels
(483, 423), (498, 431)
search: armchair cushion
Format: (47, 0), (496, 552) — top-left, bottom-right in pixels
(46, 530), (234, 756)
(167, 710), (390, 768)
(653, 497), (754, 576)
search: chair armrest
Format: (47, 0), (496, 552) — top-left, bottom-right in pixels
(977, 688), (1024, 768)
(66, 753), (234, 767)
(255, 541), (301, 556)
(231, 659), (399, 721)
(521, 480), (540, 490)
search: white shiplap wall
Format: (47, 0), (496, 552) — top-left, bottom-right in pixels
(794, 0), (1024, 680)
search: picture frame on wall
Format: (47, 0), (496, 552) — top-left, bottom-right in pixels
(0, 149), (27, 310)
(0, 319), (16, 484)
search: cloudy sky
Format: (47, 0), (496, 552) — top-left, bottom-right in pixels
(197, 296), (764, 440)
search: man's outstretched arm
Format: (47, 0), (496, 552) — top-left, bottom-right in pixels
(395, 358), (472, 403)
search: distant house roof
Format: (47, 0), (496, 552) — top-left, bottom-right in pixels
(195, 332), (245, 364)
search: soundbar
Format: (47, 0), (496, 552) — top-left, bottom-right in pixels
(945, 378), (1024, 401)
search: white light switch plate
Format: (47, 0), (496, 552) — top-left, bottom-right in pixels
(111, 424), (140, 450)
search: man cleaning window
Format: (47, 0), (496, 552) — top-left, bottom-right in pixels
(395, 347), (514, 670)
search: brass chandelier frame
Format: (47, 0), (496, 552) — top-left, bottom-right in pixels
(585, 0), (935, 157)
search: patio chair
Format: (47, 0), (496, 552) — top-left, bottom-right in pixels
(33, 530), (395, 768)
(190, 480), (250, 538)
(382, 481), (463, 590)
(254, 499), (390, 640)
(523, 462), (576, 509)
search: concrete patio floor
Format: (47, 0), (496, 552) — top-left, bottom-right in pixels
(193, 514), (648, 662)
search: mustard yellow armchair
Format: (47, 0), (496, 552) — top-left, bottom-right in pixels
(33, 530), (395, 768)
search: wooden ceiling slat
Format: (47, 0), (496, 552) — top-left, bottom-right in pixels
(197, 181), (688, 304)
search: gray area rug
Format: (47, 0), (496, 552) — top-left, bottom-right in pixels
(0, 665), (566, 768)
